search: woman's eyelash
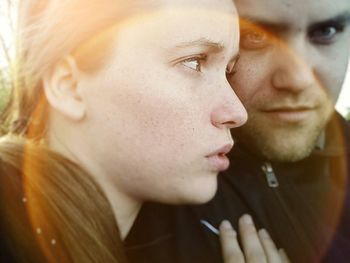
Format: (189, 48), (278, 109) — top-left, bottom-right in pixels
(175, 54), (239, 76)
(180, 54), (207, 72)
(226, 55), (240, 77)
(226, 65), (236, 75)
(226, 68), (238, 77)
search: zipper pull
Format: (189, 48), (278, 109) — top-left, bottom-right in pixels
(262, 162), (279, 188)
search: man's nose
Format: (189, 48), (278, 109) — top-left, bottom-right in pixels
(271, 41), (316, 93)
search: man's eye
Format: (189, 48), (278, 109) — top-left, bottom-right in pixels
(240, 29), (270, 50)
(181, 58), (202, 72)
(308, 25), (344, 45)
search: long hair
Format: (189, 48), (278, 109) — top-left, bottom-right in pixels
(0, 136), (128, 262)
(0, 0), (148, 136)
(0, 0), (150, 262)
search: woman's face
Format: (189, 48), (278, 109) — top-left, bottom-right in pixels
(77, 0), (246, 204)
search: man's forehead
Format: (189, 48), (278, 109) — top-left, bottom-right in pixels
(235, 0), (350, 29)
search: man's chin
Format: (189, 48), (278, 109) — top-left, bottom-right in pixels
(235, 122), (324, 163)
(258, 138), (317, 162)
(233, 105), (335, 162)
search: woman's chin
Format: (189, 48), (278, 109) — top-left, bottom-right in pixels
(172, 181), (218, 205)
(190, 187), (218, 204)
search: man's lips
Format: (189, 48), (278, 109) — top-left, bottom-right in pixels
(261, 104), (316, 112)
(206, 144), (234, 171)
(260, 105), (317, 122)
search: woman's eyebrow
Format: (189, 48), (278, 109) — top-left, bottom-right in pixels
(175, 38), (225, 52)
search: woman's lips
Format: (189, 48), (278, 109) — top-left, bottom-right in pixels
(206, 144), (233, 171)
(206, 154), (230, 171)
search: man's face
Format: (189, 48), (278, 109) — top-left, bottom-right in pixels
(231, 0), (350, 162)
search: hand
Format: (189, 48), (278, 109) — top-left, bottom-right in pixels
(219, 214), (290, 263)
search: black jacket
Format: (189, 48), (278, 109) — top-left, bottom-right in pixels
(125, 114), (350, 263)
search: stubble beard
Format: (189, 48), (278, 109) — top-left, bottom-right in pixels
(233, 108), (334, 163)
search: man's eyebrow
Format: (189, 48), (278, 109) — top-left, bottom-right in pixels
(241, 12), (350, 33)
(240, 17), (289, 33)
(175, 38), (225, 51)
(309, 12), (350, 29)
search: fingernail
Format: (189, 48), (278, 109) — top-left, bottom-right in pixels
(259, 228), (269, 238)
(279, 248), (287, 256)
(241, 214), (253, 225)
(279, 248), (290, 261)
(220, 220), (232, 230)
(220, 220), (237, 236)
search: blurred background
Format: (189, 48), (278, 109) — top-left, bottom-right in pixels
(338, 69), (350, 119)
(0, 1), (349, 118)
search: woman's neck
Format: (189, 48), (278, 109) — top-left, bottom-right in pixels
(47, 129), (142, 239)
(99, 180), (142, 239)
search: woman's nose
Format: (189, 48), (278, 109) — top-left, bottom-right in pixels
(211, 82), (248, 129)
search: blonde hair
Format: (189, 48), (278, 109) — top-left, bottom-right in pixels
(0, 1), (154, 262)
(1, 0), (149, 136)
(0, 135), (127, 263)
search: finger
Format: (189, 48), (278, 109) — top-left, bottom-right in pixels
(278, 249), (291, 263)
(219, 220), (245, 263)
(258, 229), (282, 263)
(238, 214), (267, 263)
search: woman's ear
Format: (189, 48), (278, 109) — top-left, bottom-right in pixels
(43, 55), (86, 121)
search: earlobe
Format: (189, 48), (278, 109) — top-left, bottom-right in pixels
(43, 55), (86, 121)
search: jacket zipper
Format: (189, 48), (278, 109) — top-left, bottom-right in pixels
(261, 162), (314, 259)
(262, 162), (279, 187)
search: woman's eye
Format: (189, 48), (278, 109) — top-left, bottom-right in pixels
(181, 58), (202, 72)
(240, 28), (270, 50)
(226, 66), (237, 78)
(226, 55), (240, 79)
